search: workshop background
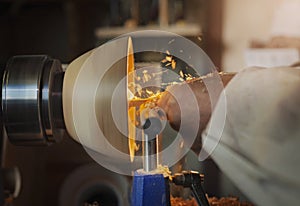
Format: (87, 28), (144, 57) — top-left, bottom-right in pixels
(0, 0), (299, 205)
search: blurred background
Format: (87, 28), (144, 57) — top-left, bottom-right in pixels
(1, 0), (299, 71)
(1, 0), (300, 205)
(0, 0), (220, 69)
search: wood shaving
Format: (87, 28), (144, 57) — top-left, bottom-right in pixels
(135, 164), (172, 179)
(171, 60), (176, 69)
(170, 196), (254, 206)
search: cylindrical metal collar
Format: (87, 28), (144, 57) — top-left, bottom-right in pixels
(2, 55), (65, 145)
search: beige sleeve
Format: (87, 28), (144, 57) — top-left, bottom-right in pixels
(202, 67), (300, 206)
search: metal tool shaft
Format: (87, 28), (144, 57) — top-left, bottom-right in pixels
(141, 107), (165, 172)
(143, 134), (158, 172)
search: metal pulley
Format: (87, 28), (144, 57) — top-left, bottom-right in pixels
(2, 55), (65, 145)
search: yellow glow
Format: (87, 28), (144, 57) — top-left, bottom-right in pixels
(127, 38), (139, 162)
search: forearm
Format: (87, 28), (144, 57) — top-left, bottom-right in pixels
(157, 72), (236, 153)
